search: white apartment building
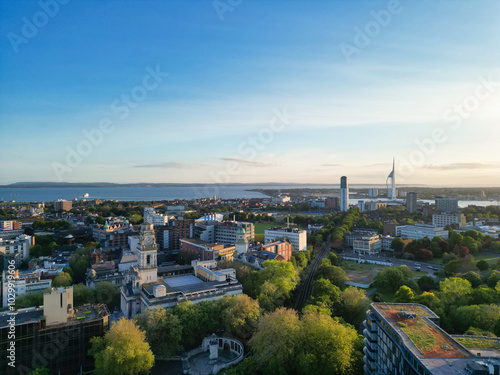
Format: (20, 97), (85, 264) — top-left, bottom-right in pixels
(2, 270), (52, 307)
(353, 234), (382, 255)
(265, 228), (307, 252)
(0, 234), (33, 262)
(144, 207), (168, 226)
(396, 224), (449, 240)
(432, 213), (466, 228)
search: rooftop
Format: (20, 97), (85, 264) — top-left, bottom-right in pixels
(373, 303), (472, 360)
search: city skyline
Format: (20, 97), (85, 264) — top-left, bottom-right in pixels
(1, 1), (499, 186)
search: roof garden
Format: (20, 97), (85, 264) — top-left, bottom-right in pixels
(454, 336), (500, 352)
(72, 304), (110, 322)
(374, 304), (472, 359)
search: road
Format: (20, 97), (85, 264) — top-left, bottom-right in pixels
(339, 250), (444, 276)
(294, 234), (334, 312)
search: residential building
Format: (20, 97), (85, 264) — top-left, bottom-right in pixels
(363, 303), (500, 375)
(0, 287), (110, 374)
(265, 227), (307, 252)
(432, 213), (466, 228)
(396, 224), (449, 240)
(195, 220), (254, 246)
(435, 197), (459, 212)
(368, 188), (379, 198)
(325, 197), (340, 209)
(260, 238), (293, 262)
(215, 221), (254, 245)
(353, 234), (382, 255)
(2, 269), (52, 307)
(406, 192), (418, 213)
(0, 234), (33, 265)
(0, 220), (21, 231)
(148, 219), (195, 254)
(53, 199), (72, 211)
(144, 206), (168, 226)
(310, 199), (326, 208)
(340, 176), (349, 212)
(121, 224), (242, 318)
(180, 238), (236, 261)
(365, 201), (387, 211)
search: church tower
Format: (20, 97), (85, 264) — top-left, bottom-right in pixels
(137, 223), (158, 284)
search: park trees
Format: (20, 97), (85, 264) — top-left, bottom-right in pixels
(93, 281), (121, 311)
(223, 294), (261, 340)
(52, 272), (72, 288)
(89, 319), (154, 375)
(439, 277), (473, 307)
(135, 308), (183, 358)
(395, 285), (415, 303)
(248, 308), (360, 375)
(373, 266), (413, 292)
(340, 286), (371, 329)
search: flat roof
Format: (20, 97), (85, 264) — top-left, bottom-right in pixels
(373, 303), (471, 360)
(163, 275), (204, 288)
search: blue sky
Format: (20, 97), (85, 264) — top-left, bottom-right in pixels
(1, 0), (499, 186)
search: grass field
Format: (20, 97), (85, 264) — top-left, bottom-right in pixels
(254, 223), (286, 237)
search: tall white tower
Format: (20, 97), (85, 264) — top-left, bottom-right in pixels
(386, 158), (397, 200)
(137, 223), (158, 284)
(340, 176), (349, 212)
(235, 227), (249, 254)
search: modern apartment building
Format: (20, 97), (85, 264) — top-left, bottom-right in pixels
(340, 176), (349, 212)
(265, 227), (307, 252)
(363, 303), (500, 375)
(396, 224), (449, 240)
(0, 234), (33, 264)
(53, 199), (73, 211)
(432, 213), (466, 228)
(435, 197), (459, 213)
(0, 287), (110, 374)
(406, 192), (418, 213)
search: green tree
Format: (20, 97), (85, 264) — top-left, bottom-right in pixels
(395, 285), (415, 303)
(52, 272), (72, 287)
(391, 237), (405, 252)
(462, 271), (482, 288)
(73, 284), (94, 307)
(477, 260), (490, 271)
(340, 286), (371, 329)
(90, 319), (154, 375)
(439, 277), (472, 307)
(296, 311), (360, 375)
(135, 308), (183, 358)
(250, 308), (301, 374)
(94, 282), (120, 311)
(316, 263), (347, 289)
(223, 295), (261, 340)
(373, 266), (412, 292)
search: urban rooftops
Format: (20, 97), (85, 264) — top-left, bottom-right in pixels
(373, 303), (472, 360)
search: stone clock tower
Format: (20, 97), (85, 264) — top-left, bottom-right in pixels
(137, 223), (158, 284)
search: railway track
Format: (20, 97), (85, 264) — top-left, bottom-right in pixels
(294, 235), (334, 312)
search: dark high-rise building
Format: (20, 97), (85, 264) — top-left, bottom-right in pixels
(0, 287), (109, 375)
(406, 192), (418, 213)
(340, 176), (349, 212)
